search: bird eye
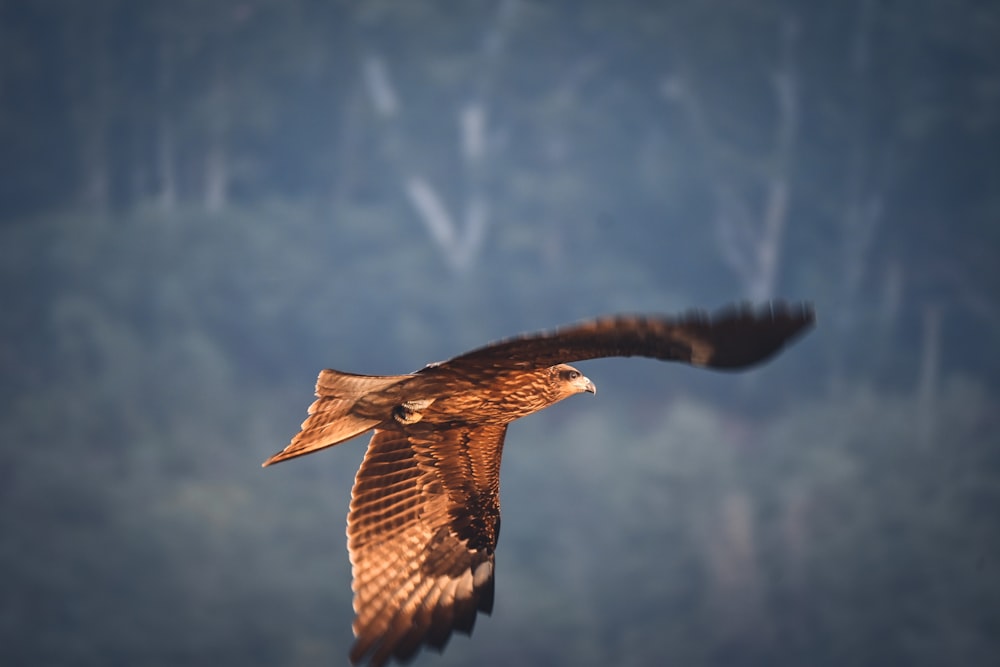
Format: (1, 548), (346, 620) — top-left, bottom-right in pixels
(568, 370), (579, 380)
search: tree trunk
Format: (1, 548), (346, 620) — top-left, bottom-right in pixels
(203, 54), (229, 212)
(917, 302), (942, 445)
(204, 133), (228, 213)
(71, 12), (113, 214)
(830, 0), (890, 391)
(155, 37), (177, 210)
(362, 2), (518, 273)
(666, 18), (799, 301)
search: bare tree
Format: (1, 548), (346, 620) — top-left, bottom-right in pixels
(62, 3), (115, 213)
(662, 17), (800, 301)
(361, 0), (519, 273)
(704, 490), (770, 646)
(203, 54), (230, 213)
(828, 0), (898, 390)
(154, 35), (178, 211)
(916, 302), (942, 445)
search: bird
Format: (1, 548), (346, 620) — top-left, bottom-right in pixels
(263, 302), (815, 666)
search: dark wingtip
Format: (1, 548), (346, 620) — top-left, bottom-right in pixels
(476, 576), (495, 615)
(704, 300), (816, 370)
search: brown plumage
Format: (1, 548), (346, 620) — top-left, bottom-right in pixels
(263, 301), (815, 666)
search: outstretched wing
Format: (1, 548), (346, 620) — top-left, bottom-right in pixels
(434, 301), (814, 373)
(347, 424), (506, 667)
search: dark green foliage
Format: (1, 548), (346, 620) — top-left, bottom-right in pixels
(2, 205), (999, 666)
(1, 1), (999, 665)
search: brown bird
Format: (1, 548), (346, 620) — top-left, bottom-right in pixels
(263, 302), (815, 666)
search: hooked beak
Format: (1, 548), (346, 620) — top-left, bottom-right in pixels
(583, 377), (596, 395)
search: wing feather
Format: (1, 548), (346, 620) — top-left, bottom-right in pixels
(431, 301), (814, 373)
(268, 301), (816, 666)
(390, 576), (448, 661)
(347, 425), (506, 666)
(426, 577), (459, 649)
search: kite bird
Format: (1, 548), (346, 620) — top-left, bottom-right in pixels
(263, 302), (815, 666)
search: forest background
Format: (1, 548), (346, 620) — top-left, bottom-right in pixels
(1, 1), (998, 665)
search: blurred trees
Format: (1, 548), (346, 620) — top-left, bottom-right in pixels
(6, 0), (996, 383)
(1, 1), (999, 666)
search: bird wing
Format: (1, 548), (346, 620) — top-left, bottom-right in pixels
(432, 301), (814, 373)
(347, 423), (506, 667)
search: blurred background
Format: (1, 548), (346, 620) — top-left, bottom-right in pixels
(1, 1), (998, 665)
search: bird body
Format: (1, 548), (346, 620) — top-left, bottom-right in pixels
(263, 302), (815, 666)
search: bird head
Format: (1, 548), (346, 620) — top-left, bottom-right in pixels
(551, 363), (596, 397)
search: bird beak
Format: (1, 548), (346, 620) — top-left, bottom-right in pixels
(584, 378), (596, 395)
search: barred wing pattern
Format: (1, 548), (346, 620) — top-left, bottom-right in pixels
(264, 301), (816, 667)
(347, 424), (507, 667)
(435, 302), (814, 373)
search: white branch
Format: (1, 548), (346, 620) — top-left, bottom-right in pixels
(405, 176), (456, 249)
(364, 2), (518, 274)
(458, 196), (489, 270)
(404, 176), (488, 273)
(664, 17), (799, 300)
(363, 55), (398, 118)
(460, 102), (486, 164)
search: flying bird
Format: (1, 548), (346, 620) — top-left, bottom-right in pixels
(263, 302), (814, 666)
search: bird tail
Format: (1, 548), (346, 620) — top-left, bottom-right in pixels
(262, 369), (410, 467)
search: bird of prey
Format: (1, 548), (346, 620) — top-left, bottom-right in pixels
(263, 302), (814, 666)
